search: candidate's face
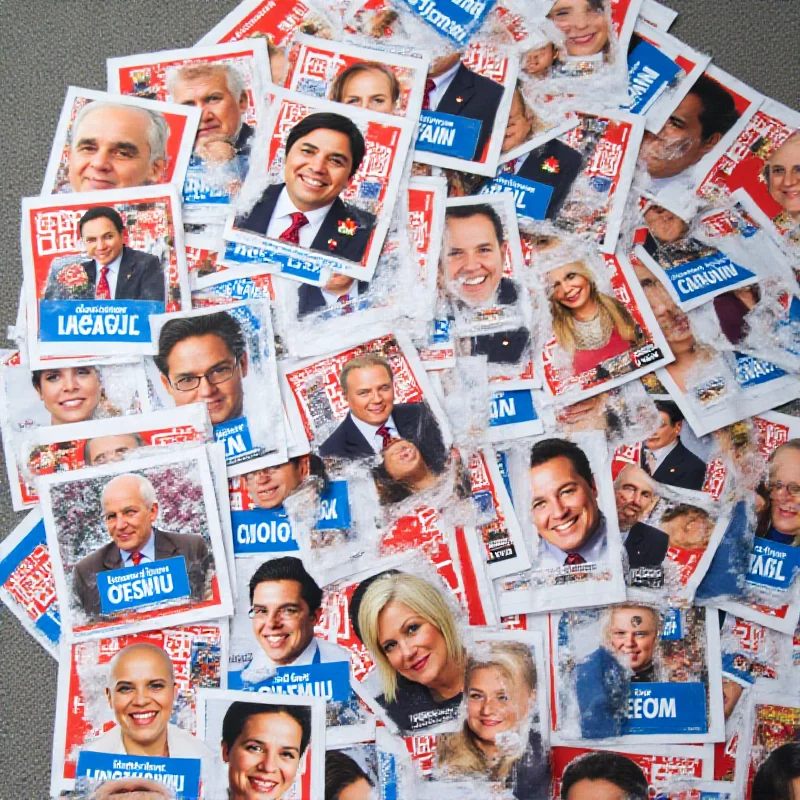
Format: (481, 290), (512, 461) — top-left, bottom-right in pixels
(549, 0), (609, 57)
(502, 92), (532, 154)
(86, 434), (142, 466)
(106, 648), (175, 750)
(522, 44), (555, 76)
(103, 476), (157, 554)
(245, 462), (306, 510)
(644, 205), (689, 244)
(615, 467), (657, 530)
(68, 106), (164, 191)
(343, 365), (394, 426)
(664, 511), (712, 549)
(283, 128), (354, 212)
(338, 778), (373, 800)
(646, 410), (681, 450)
(340, 68), (395, 113)
(172, 71), (247, 144)
(548, 263), (593, 314)
(722, 678), (744, 720)
(609, 608), (658, 672)
(378, 600), (450, 689)
(633, 261), (696, 354)
(566, 779), (629, 800)
(530, 455), (600, 553)
(160, 333), (248, 425)
(223, 712), (303, 800)
(82, 217), (125, 267)
(251, 580), (319, 666)
(767, 137), (800, 218)
(769, 448), (800, 537)
(36, 367), (102, 426)
(466, 666), (530, 743)
(642, 93), (715, 180)
(324, 272), (356, 294)
(445, 214), (504, 304)
(383, 439), (426, 482)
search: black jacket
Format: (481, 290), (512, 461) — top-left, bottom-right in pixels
(624, 521), (669, 569)
(649, 441), (707, 491)
(515, 138), (583, 219)
(297, 280), (370, 317)
(467, 278), (530, 364)
(235, 183), (376, 264)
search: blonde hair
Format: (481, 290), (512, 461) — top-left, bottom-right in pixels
(548, 261), (640, 354)
(357, 572), (464, 703)
(436, 641), (537, 781)
(603, 604), (660, 648)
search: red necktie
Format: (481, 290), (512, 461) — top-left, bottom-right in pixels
(95, 266), (111, 300)
(376, 425), (393, 449)
(503, 158), (519, 174)
(422, 78), (436, 111)
(564, 552), (586, 566)
(338, 294), (353, 314)
(129, 551), (143, 567)
(279, 212), (309, 246)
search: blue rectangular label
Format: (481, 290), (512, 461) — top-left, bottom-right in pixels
(623, 682), (707, 734)
(432, 317), (451, 343)
(495, 450), (513, 505)
(661, 607), (683, 640)
(214, 416), (257, 463)
(232, 507), (297, 555)
(734, 352), (787, 388)
(75, 751), (201, 799)
(379, 750), (399, 800)
(417, 111), (482, 160)
(223, 239), (326, 283)
(398, 0), (496, 45)
(624, 40), (682, 114)
(479, 174), (554, 220)
(229, 659), (352, 702)
(746, 538), (800, 591)
(721, 653), (755, 685)
(317, 480), (352, 531)
(39, 300), (164, 343)
(97, 556), (191, 614)
(201, 277), (271, 302)
(664, 252), (756, 304)
(490, 390), (537, 427)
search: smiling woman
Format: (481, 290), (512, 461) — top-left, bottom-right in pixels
(547, 0), (611, 59)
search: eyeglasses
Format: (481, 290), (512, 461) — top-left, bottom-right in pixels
(246, 466), (282, 481)
(248, 604), (303, 621)
(168, 357), (240, 392)
(767, 481), (800, 499)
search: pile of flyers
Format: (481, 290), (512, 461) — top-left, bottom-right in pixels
(2, 0), (800, 798)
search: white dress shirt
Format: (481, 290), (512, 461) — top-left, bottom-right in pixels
(647, 439), (679, 473)
(82, 722), (215, 761)
(266, 186), (333, 248)
(537, 516), (609, 570)
(94, 252), (123, 299)
(350, 412), (399, 454)
(240, 637), (350, 684)
(427, 61), (461, 111)
(321, 281), (360, 308)
(121, 534), (155, 567)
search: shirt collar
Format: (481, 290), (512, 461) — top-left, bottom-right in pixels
(349, 411), (397, 445)
(98, 250), (124, 274)
(274, 186), (332, 228)
(122, 530), (155, 565)
(650, 439), (679, 467)
(539, 515), (608, 565)
(432, 61), (461, 89)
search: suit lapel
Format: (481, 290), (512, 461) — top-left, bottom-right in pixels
(312, 197), (347, 254)
(343, 415), (374, 457)
(82, 260), (97, 290)
(439, 64), (476, 114)
(102, 543), (124, 571)
(259, 183), (284, 235)
(115, 247), (138, 300)
(153, 530), (178, 560)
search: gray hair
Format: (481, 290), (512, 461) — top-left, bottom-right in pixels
(71, 100), (169, 165)
(102, 472), (158, 509)
(166, 62), (247, 106)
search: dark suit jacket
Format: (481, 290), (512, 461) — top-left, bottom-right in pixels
(235, 122), (255, 156)
(437, 63), (504, 161)
(44, 246), (165, 303)
(297, 280), (370, 318)
(235, 183), (376, 264)
(72, 527), (210, 617)
(624, 521), (669, 569)
(318, 402), (447, 470)
(650, 441), (707, 491)
(468, 278), (531, 364)
(516, 138), (583, 219)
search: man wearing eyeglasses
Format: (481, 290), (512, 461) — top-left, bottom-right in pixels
(229, 556), (349, 691)
(154, 311), (248, 425)
(244, 457), (309, 511)
(763, 439), (800, 547)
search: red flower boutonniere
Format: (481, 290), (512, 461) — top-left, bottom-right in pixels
(328, 238), (338, 250)
(56, 262), (90, 289)
(542, 157), (560, 174)
(337, 218), (358, 236)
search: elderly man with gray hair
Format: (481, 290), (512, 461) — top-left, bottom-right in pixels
(167, 62), (253, 164)
(72, 472), (210, 617)
(614, 463), (668, 570)
(67, 101), (170, 192)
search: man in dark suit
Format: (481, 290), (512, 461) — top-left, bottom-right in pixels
(44, 206), (164, 302)
(297, 274), (369, 318)
(426, 53), (505, 161)
(614, 464), (669, 569)
(235, 112), (376, 263)
(318, 353), (447, 470)
(642, 401), (707, 491)
(72, 473), (210, 617)
(514, 137), (583, 219)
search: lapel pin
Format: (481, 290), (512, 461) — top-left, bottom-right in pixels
(456, 96), (464, 103)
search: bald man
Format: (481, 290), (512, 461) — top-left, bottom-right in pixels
(72, 473), (211, 617)
(82, 642), (214, 760)
(614, 464), (669, 569)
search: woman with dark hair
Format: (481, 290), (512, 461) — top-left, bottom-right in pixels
(325, 750), (374, 800)
(752, 743), (800, 800)
(31, 366), (113, 425)
(373, 437), (441, 504)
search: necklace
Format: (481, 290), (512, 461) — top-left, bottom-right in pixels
(572, 307), (612, 350)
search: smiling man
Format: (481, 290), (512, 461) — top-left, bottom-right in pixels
(67, 101), (169, 192)
(317, 353), (447, 466)
(529, 438), (607, 569)
(243, 457), (309, 511)
(766, 133), (800, 225)
(71, 473), (210, 617)
(82, 642), (213, 760)
(43, 206), (165, 302)
(763, 439), (800, 546)
(607, 605), (660, 682)
(235, 112), (376, 263)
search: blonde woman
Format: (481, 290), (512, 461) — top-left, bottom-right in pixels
(547, 260), (643, 375)
(436, 641), (550, 799)
(350, 570), (466, 733)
